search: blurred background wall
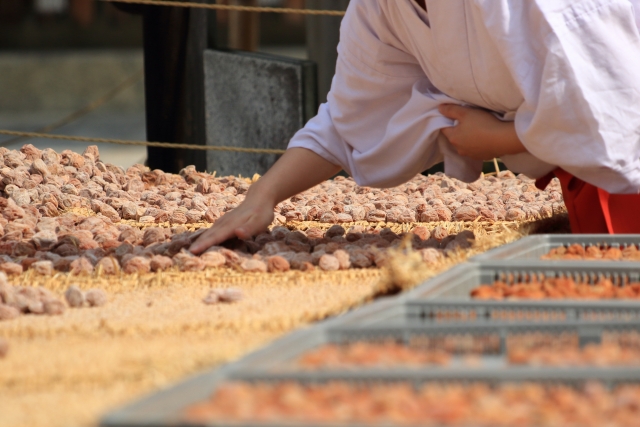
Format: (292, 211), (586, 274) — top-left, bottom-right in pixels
(0, 0), (317, 168)
(0, 0), (311, 113)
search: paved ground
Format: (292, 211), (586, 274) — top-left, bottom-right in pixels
(0, 109), (147, 169)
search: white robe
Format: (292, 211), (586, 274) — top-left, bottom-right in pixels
(288, 0), (640, 194)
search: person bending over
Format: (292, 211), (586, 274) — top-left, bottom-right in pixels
(191, 0), (640, 254)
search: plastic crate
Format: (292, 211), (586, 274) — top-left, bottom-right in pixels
(472, 234), (640, 262)
(101, 318), (640, 427)
(229, 366), (640, 385)
(101, 364), (640, 427)
(402, 262), (640, 323)
(230, 319), (640, 373)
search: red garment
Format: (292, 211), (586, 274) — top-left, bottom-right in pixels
(536, 169), (640, 234)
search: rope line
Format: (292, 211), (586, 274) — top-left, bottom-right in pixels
(0, 129), (287, 154)
(102, 0), (347, 16)
(1, 70), (144, 147)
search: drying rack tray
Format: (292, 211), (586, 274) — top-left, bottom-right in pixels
(472, 234), (640, 262)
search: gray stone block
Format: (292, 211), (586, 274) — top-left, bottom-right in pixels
(204, 49), (317, 177)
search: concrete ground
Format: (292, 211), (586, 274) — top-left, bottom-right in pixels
(0, 49), (147, 169)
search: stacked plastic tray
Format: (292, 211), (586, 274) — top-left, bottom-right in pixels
(101, 235), (640, 427)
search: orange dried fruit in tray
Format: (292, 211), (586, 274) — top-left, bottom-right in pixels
(507, 332), (640, 367)
(543, 244), (639, 261)
(296, 331), (640, 369)
(471, 277), (640, 300)
(298, 342), (453, 368)
(186, 381), (640, 427)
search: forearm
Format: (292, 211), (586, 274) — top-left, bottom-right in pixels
(248, 147), (342, 207)
(493, 121), (526, 157)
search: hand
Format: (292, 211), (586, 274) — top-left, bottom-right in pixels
(438, 104), (526, 160)
(189, 148), (341, 254)
(189, 190), (275, 254)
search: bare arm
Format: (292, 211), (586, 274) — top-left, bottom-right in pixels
(189, 148), (341, 254)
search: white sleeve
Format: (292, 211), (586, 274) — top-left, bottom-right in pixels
(631, 0), (640, 28)
(478, 0), (640, 194)
(288, 0), (483, 188)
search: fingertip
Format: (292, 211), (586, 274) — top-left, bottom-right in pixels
(188, 242), (202, 255)
(235, 227), (250, 240)
(189, 235), (210, 255)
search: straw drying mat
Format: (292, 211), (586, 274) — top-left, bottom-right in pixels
(0, 143), (568, 426)
(0, 212), (569, 427)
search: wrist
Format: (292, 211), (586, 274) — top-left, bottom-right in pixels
(246, 178), (279, 208)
